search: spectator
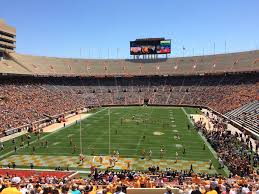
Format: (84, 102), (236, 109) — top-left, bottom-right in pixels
(1, 176), (22, 194)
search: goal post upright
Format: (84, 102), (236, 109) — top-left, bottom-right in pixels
(108, 107), (111, 155)
(80, 113), (83, 155)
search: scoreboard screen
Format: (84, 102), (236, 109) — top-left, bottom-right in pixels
(130, 39), (171, 55)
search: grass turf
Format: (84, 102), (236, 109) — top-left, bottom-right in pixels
(0, 106), (226, 175)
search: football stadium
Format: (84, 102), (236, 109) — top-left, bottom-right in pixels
(0, 1), (259, 194)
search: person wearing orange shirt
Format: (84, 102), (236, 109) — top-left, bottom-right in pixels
(146, 177), (154, 188)
(192, 175), (201, 184)
(122, 177), (131, 187)
(140, 176), (146, 188)
(109, 183), (116, 193)
(99, 155), (103, 164)
(134, 177), (141, 188)
(218, 176), (223, 185)
(127, 161), (131, 170)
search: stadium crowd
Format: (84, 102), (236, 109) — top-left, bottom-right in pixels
(0, 79), (86, 134)
(0, 73), (258, 133)
(0, 167), (259, 194)
(0, 74), (258, 193)
(194, 116), (258, 177)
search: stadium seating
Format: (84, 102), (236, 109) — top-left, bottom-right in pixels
(4, 50), (259, 76)
(225, 101), (259, 133)
(126, 188), (179, 194)
(0, 50), (258, 139)
(0, 59), (30, 74)
(0, 167), (258, 194)
(0, 73), (258, 134)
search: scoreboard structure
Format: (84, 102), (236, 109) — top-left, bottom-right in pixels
(130, 38), (171, 59)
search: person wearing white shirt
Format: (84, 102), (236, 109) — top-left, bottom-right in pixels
(241, 185), (250, 194)
(114, 185), (125, 194)
(20, 184), (29, 194)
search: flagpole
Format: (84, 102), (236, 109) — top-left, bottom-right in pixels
(108, 108), (111, 155)
(224, 41), (227, 54)
(80, 113), (82, 154)
(213, 42), (215, 55)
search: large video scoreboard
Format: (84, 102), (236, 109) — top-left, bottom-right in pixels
(130, 38), (171, 55)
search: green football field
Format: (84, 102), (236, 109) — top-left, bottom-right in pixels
(0, 106), (227, 175)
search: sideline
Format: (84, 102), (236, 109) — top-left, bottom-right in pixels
(0, 108), (108, 160)
(181, 107), (230, 176)
(0, 131), (27, 143)
(43, 114), (91, 133)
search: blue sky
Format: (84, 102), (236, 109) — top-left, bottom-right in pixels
(1, 0), (259, 59)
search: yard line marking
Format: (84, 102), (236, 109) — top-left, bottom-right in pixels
(86, 108), (112, 152)
(135, 135), (144, 155)
(52, 142), (61, 146)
